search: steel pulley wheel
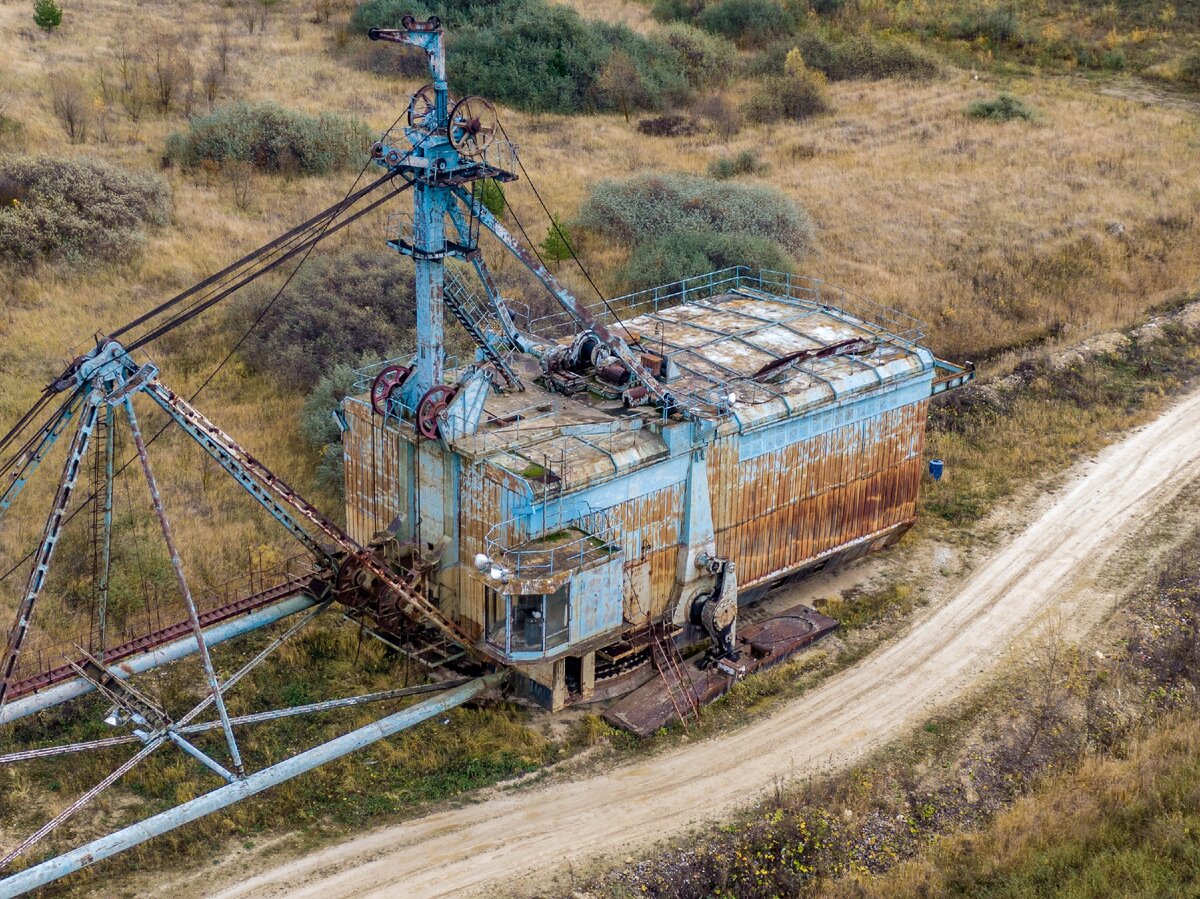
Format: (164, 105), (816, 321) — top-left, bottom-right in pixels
(407, 83), (452, 131)
(415, 385), (457, 439)
(448, 96), (498, 158)
(371, 364), (411, 416)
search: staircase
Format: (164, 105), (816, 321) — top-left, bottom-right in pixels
(442, 267), (521, 389)
(649, 621), (700, 733)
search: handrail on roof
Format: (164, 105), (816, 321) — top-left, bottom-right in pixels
(527, 267), (926, 345)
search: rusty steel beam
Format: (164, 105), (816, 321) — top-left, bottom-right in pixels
(0, 394), (100, 712)
(123, 399), (245, 777)
(144, 378), (481, 656)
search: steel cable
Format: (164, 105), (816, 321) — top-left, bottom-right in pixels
(496, 120), (637, 344)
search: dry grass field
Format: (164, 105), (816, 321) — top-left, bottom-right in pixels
(1, 0), (1199, 889)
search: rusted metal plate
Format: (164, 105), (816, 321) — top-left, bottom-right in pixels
(602, 603), (839, 737)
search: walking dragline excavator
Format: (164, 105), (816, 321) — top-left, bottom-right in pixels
(0, 15), (972, 896)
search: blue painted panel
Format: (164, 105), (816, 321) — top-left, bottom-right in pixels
(570, 554), (623, 641)
(738, 374), (931, 461)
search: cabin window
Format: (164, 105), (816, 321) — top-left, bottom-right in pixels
(485, 585), (571, 655)
(544, 584), (569, 649)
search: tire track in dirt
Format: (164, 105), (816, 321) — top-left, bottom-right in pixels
(198, 387), (1200, 899)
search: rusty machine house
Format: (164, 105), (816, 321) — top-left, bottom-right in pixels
(342, 20), (974, 710)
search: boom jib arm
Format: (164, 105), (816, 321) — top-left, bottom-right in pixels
(451, 187), (682, 413)
(141, 379), (480, 655)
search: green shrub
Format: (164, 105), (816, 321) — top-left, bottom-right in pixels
(578, 172), (811, 291)
(618, 231), (793, 290)
(1100, 48), (1126, 71)
(0, 156), (169, 266)
(301, 364), (358, 495)
(966, 92), (1035, 122)
(578, 171), (813, 250)
(651, 0), (704, 23)
(754, 33), (941, 81)
(696, 0), (793, 47)
(655, 23), (738, 88)
(707, 149), (769, 179)
(746, 69), (829, 122)
(948, 4), (1023, 46)
(477, 179), (506, 218)
(353, 0), (693, 114)
(540, 214), (574, 265)
(165, 102), (372, 174)
(1181, 49), (1200, 85)
(231, 250), (416, 390)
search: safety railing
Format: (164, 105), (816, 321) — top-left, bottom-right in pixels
(13, 553), (316, 683)
(528, 266), (925, 346)
(485, 508), (619, 580)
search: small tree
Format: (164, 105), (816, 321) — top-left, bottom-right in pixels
(33, 0), (62, 32)
(48, 73), (90, 143)
(478, 179), (506, 218)
(540, 214), (574, 268)
(593, 50), (643, 122)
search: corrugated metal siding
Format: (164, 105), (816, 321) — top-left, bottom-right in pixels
(709, 399), (929, 588)
(457, 463), (525, 635)
(343, 401), (411, 546)
(601, 483), (684, 621)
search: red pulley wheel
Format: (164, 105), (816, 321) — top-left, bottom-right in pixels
(415, 385), (457, 439)
(371, 365), (411, 416)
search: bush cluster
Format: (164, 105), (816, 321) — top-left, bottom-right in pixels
(694, 0), (794, 47)
(618, 231), (793, 289)
(947, 3), (1023, 46)
(746, 48), (829, 122)
(353, 0), (707, 115)
(1179, 49), (1200, 85)
(655, 22), (737, 89)
(707, 149), (769, 179)
(165, 102), (372, 174)
(637, 114), (705, 137)
(580, 172), (812, 248)
(0, 155), (170, 266)
(301, 364), (358, 494)
(577, 172), (812, 290)
(753, 32), (941, 81)
(965, 92), (1035, 121)
(231, 249), (416, 390)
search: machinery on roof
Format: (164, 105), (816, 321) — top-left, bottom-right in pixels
(0, 15), (973, 895)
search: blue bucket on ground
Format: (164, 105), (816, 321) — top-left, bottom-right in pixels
(928, 459), (944, 481)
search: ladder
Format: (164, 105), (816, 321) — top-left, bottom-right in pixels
(442, 267), (521, 389)
(649, 620), (700, 732)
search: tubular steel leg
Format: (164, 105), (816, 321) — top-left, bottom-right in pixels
(123, 399), (245, 778)
(0, 735), (165, 871)
(174, 598), (331, 730)
(165, 732), (236, 784)
(0, 393), (100, 711)
(0, 673), (504, 898)
(0, 593), (320, 726)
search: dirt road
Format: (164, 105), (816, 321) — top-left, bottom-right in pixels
(198, 387), (1200, 899)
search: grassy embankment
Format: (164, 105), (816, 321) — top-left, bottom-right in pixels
(583, 482), (1200, 898)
